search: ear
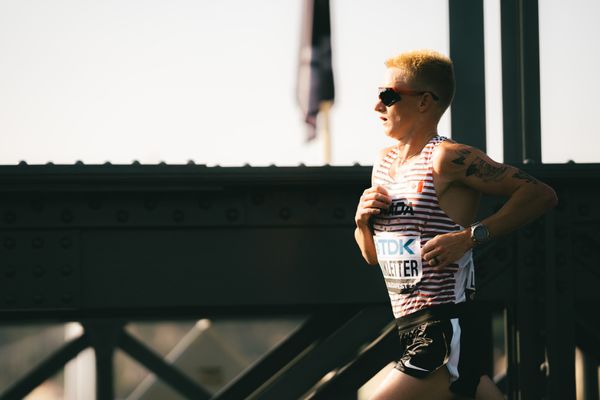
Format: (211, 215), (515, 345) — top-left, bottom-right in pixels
(417, 93), (433, 112)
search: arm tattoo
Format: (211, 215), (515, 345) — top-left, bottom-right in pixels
(513, 169), (539, 184)
(465, 157), (509, 182)
(451, 148), (472, 166)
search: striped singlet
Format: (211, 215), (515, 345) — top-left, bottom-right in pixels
(372, 135), (475, 320)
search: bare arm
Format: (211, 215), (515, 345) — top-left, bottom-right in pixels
(354, 185), (391, 265)
(354, 149), (392, 265)
(422, 143), (558, 268)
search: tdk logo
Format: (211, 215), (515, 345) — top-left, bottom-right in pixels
(376, 238), (415, 256)
(383, 200), (414, 216)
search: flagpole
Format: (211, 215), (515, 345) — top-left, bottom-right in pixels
(320, 100), (332, 164)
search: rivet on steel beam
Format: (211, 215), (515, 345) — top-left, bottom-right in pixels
(251, 193), (265, 205)
(333, 207), (345, 219)
(117, 210), (129, 223)
(88, 199), (102, 210)
(33, 265), (46, 277)
(30, 200), (43, 213)
(198, 199), (212, 209)
(4, 211), (16, 224)
(61, 293), (73, 304)
(60, 264), (73, 276)
(32, 237), (44, 249)
(226, 208), (239, 222)
(144, 199), (157, 210)
(4, 265), (16, 278)
(306, 193), (319, 206)
(60, 236), (73, 249)
(61, 210), (73, 223)
(172, 209), (184, 223)
(279, 208), (292, 220)
(33, 294), (44, 304)
(4, 237), (16, 250)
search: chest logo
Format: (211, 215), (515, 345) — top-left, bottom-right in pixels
(384, 200), (414, 216)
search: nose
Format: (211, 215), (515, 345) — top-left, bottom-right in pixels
(374, 98), (386, 113)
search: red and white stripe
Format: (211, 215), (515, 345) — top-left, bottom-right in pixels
(372, 136), (475, 318)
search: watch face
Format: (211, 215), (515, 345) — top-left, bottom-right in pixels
(473, 225), (489, 241)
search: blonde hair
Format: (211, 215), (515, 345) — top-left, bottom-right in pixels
(385, 49), (455, 114)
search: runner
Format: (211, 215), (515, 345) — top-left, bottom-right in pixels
(354, 49), (557, 400)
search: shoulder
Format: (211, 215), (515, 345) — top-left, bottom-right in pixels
(432, 140), (479, 176)
(370, 145), (396, 184)
(373, 145), (396, 168)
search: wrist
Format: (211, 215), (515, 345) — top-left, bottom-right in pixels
(462, 228), (475, 250)
(469, 221), (491, 246)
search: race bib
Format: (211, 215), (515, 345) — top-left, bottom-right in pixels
(374, 233), (422, 294)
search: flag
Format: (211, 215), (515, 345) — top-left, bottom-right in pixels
(297, 0), (335, 142)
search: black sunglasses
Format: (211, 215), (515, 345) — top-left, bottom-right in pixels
(378, 87), (440, 107)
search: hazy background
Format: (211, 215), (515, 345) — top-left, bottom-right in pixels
(0, 0), (598, 167)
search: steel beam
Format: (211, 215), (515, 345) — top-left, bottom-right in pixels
(0, 334), (89, 400)
(544, 210), (576, 399)
(119, 330), (211, 400)
(449, 0), (487, 151)
(500, 0), (542, 163)
(308, 323), (399, 399)
(253, 305), (393, 400)
(212, 306), (359, 400)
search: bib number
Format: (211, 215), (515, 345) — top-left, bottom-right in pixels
(374, 233), (422, 294)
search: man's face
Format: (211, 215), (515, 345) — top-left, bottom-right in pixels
(374, 68), (420, 140)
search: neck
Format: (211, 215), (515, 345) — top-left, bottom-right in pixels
(395, 130), (437, 162)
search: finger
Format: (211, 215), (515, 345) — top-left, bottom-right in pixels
(421, 236), (441, 253)
(364, 199), (390, 209)
(374, 185), (390, 196)
(428, 254), (443, 267)
(422, 247), (442, 262)
(363, 192), (392, 205)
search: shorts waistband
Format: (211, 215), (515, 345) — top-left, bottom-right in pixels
(395, 302), (470, 333)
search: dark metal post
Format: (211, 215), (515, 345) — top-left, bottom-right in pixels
(83, 320), (124, 400)
(449, 0), (487, 151)
(500, 0), (542, 163)
(582, 352), (599, 400)
(544, 209), (576, 399)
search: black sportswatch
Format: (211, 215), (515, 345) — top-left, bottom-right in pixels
(470, 222), (490, 245)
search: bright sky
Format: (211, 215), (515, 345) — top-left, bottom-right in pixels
(0, 0), (598, 166)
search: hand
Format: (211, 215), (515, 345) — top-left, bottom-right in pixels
(355, 185), (392, 228)
(421, 229), (473, 269)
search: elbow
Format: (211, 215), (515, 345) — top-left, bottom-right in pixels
(363, 252), (379, 266)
